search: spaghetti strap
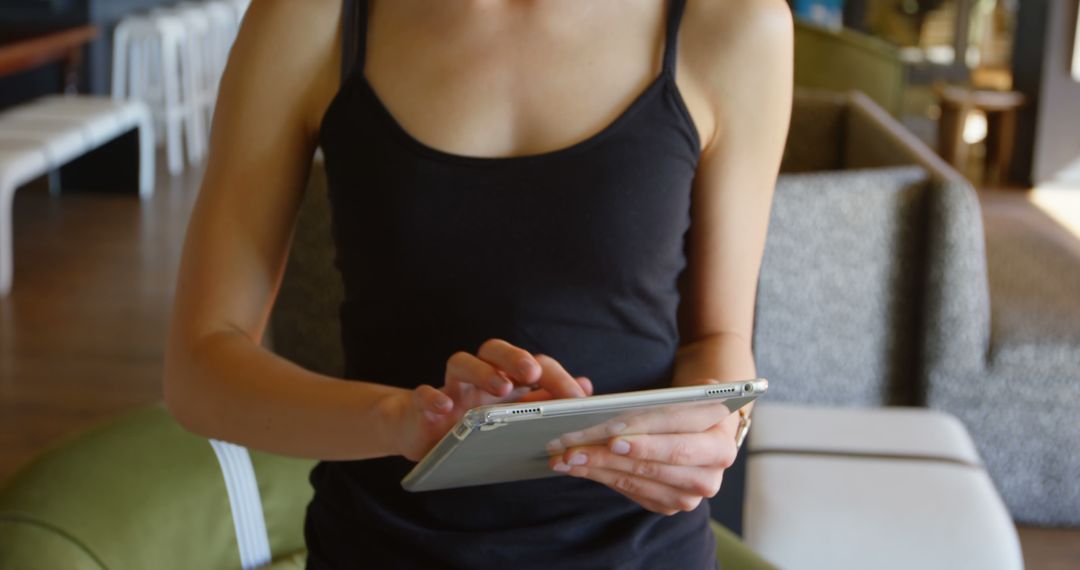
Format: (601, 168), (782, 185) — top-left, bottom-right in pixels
(339, 0), (368, 83)
(662, 0), (689, 77)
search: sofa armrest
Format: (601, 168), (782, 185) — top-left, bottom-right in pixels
(920, 179), (992, 386)
(844, 91), (967, 185)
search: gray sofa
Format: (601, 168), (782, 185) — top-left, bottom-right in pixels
(759, 88), (1079, 525)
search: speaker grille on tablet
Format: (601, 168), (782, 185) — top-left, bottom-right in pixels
(706, 386), (739, 397)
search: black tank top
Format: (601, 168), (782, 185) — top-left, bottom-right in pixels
(305, 1), (714, 568)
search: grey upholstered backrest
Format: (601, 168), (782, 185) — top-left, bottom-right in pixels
(269, 157), (346, 377)
(753, 166), (933, 407)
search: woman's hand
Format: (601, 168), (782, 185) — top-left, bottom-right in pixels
(384, 338), (593, 461)
(547, 399), (742, 516)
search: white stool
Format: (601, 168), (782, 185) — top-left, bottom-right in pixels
(0, 95), (154, 296)
(0, 144), (48, 295)
(200, 0), (242, 119)
(112, 12), (198, 175)
(226, 0), (252, 24)
(742, 403), (1023, 570)
(153, 5), (213, 166)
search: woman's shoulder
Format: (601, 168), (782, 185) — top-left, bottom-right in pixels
(678, 0), (794, 146)
(227, 0), (344, 138)
(681, 0), (794, 78)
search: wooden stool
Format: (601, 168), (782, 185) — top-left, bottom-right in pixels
(935, 84), (1025, 187)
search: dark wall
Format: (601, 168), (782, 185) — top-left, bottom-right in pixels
(0, 0), (175, 102)
(0, 0), (84, 22)
(83, 0), (176, 94)
(1032, 0), (1080, 183)
(1011, 0), (1049, 186)
(0, 0), (87, 108)
(1013, 0), (1080, 186)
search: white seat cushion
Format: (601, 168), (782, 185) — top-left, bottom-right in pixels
(7, 108), (120, 148)
(34, 95), (150, 129)
(747, 404), (982, 464)
(6, 96), (148, 148)
(743, 403), (1023, 570)
(0, 116), (87, 167)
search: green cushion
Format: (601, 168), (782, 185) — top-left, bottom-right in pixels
(712, 519), (778, 569)
(265, 550), (307, 570)
(0, 518), (103, 570)
(0, 403), (316, 570)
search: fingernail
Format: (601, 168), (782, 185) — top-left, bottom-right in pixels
(563, 431), (584, 443)
(608, 422), (627, 435)
(568, 453), (588, 466)
(437, 397), (453, 410)
(546, 439), (565, 454)
(520, 359), (538, 378)
(552, 461), (571, 473)
(491, 377), (506, 390)
(611, 440), (631, 455)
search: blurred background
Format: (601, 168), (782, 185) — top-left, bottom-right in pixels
(1, 1), (1078, 569)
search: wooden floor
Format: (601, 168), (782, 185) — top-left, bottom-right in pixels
(0, 162), (199, 480)
(1, 155), (1078, 569)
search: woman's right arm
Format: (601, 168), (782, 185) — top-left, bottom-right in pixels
(163, 0), (589, 462)
(162, 0), (409, 460)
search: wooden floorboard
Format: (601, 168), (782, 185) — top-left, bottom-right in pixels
(1, 155), (1077, 567)
(1, 161), (200, 482)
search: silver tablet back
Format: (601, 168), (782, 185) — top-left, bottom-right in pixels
(402, 380), (766, 492)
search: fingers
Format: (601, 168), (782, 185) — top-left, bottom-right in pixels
(547, 435), (728, 515)
(607, 401), (734, 435)
(517, 375), (593, 403)
(533, 353), (588, 399)
(556, 461), (707, 514)
(545, 400), (730, 454)
(607, 424), (737, 468)
(444, 339), (588, 402)
(549, 447), (724, 497)
(412, 384), (453, 419)
(577, 376), (594, 395)
(476, 339), (542, 384)
(444, 350), (517, 398)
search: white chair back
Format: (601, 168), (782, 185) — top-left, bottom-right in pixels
(209, 439), (273, 570)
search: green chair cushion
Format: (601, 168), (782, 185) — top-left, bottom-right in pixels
(0, 517), (104, 570)
(712, 519), (778, 569)
(0, 403), (315, 570)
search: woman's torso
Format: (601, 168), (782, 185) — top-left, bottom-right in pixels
(305, 1), (718, 568)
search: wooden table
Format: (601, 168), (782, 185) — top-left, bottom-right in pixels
(935, 84), (1025, 187)
(0, 25), (99, 93)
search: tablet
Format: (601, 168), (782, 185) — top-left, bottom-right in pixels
(401, 378), (768, 492)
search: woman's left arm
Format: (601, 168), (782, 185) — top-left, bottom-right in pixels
(550, 0), (793, 515)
